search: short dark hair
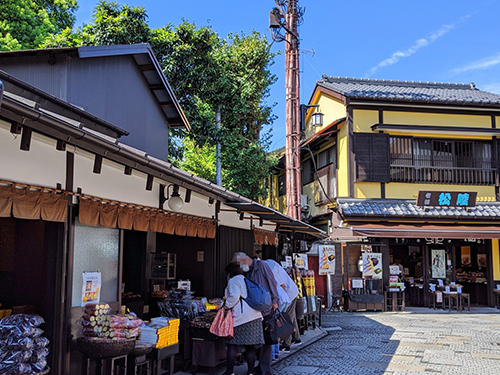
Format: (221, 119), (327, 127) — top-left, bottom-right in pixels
(225, 262), (244, 278)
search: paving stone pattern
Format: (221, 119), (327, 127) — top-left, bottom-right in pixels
(272, 309), (500, 375)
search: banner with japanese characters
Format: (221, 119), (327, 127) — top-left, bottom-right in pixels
(431, 249), (446, 278)
(318, 245), (336, 275)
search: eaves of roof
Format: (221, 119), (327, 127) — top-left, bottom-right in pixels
(0, 69), (129, 138)
(0, 81), (325, 239)
(301, 117), (345, 149)
(317, 76), (500, 109)
(338, 198), (500, 223)
(0, 44), (190, 131)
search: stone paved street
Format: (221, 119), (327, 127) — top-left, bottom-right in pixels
(272, 308), (500, 375)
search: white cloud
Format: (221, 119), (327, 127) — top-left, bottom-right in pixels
(481, 82), (500, 94)
(452, 53), (500, 74)
(367, 13), (474, 77)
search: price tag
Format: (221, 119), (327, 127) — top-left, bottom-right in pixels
(445, 286), (451, 293)
(457, 286), (462, 294)
(436, 291), (443, 303)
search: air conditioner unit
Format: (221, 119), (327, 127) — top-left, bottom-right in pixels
(301, 194), (310, 211)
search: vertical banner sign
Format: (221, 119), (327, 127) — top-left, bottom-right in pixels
(81, 271), (101, 306)
(362, 253), (383, 279)
(477, 254), (487, 268)
(318, 245), (336, 275)
(431, 249), (446, 278)
(293, 253), (308, 270)
(461, 246), (471, 267)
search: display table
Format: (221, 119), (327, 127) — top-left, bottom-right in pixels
(429, 291), (445, 310)
(384, 291), (405, 312)
(191, 337), (226, 375)
(148, 343), (179, 375)
(82, 354), (128, 375)
(443, 292), (459, 312)
(344, 292), (384, 312)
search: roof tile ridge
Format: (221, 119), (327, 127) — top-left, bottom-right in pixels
(320, 75), (476, 90)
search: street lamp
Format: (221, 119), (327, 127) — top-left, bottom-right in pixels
(159, 184), (184, 211)
(300, 104), (323, 129)
(311, 110), (324, 127)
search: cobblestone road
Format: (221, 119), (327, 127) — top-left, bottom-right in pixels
(272, 309), (500, 375)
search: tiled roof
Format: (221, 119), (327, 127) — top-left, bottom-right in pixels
(338, 199), (500, 220)
(319, 76), (500, 106)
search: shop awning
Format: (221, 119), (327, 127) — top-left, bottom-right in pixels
(350, 223), (500, 239)
(224, 202), (326, 238)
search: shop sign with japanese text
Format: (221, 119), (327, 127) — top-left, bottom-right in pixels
(416, 191), (477, 207)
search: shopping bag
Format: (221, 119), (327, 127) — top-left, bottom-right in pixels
(263, 309), (294, 345)
(209, 307), (234, 340)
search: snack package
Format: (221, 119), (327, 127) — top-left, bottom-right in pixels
(6, 336), (34, 351)
(0, 314), (49, 374)
(0, 314), (45, 327)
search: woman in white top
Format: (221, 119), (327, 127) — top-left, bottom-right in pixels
(221, 262), (264, 375)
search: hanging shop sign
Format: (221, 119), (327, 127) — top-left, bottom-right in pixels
(431, 249), (446, 278)
(362, 253), (382, 279)
(477, 254), (487, 268)
(81, 271), (101, 307)
(293, 253), (308, 269)
(318, 245), (336, 275)
(461, 246), (471, 267)
(416, 191), (477, 207)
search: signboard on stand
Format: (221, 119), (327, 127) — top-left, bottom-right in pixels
(362, 253), (382, 279)
(293, 253), (308, 269)
(81, 271), (101, 306)
(318, 245), (336, 275)
(431, 249), (446, 278)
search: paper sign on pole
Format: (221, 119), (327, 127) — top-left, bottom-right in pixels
(81, 271), (101, 307)
(318, 245), (336, 275)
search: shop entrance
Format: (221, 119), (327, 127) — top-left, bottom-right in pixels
(388, 238), (492, 307)
(389, 242), (425, 307)
(0, 217), (64, 372)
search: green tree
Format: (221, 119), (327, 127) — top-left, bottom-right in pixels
(42, 1), (278, 200)
(0, 0), (77, 50)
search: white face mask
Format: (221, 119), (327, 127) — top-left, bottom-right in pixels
(240, 264), (250, 272)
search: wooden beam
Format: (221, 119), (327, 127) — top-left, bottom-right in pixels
(20, 126), (32, 151)
(93, 155), (103, 174)
(139, 64), (155, 71)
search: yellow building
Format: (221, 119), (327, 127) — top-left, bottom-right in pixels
(264, 76), (500, 309)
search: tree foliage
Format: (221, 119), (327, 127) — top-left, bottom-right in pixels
(0, 0), (78, 50)
(44, 1), (278, 200)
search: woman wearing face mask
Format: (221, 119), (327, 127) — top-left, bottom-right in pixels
(221, 262), (264, 375)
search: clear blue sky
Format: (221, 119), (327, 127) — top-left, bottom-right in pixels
(75, 0), (500, 150)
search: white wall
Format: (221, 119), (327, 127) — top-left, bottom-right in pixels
(72, 147), (160, 207)
(0, 120), (66, 188)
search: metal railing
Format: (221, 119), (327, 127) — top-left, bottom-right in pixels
(390, 165), (495, 185)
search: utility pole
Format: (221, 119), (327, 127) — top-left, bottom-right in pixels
(270, 1), (304, 220)
(216, 107), (222, 186)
